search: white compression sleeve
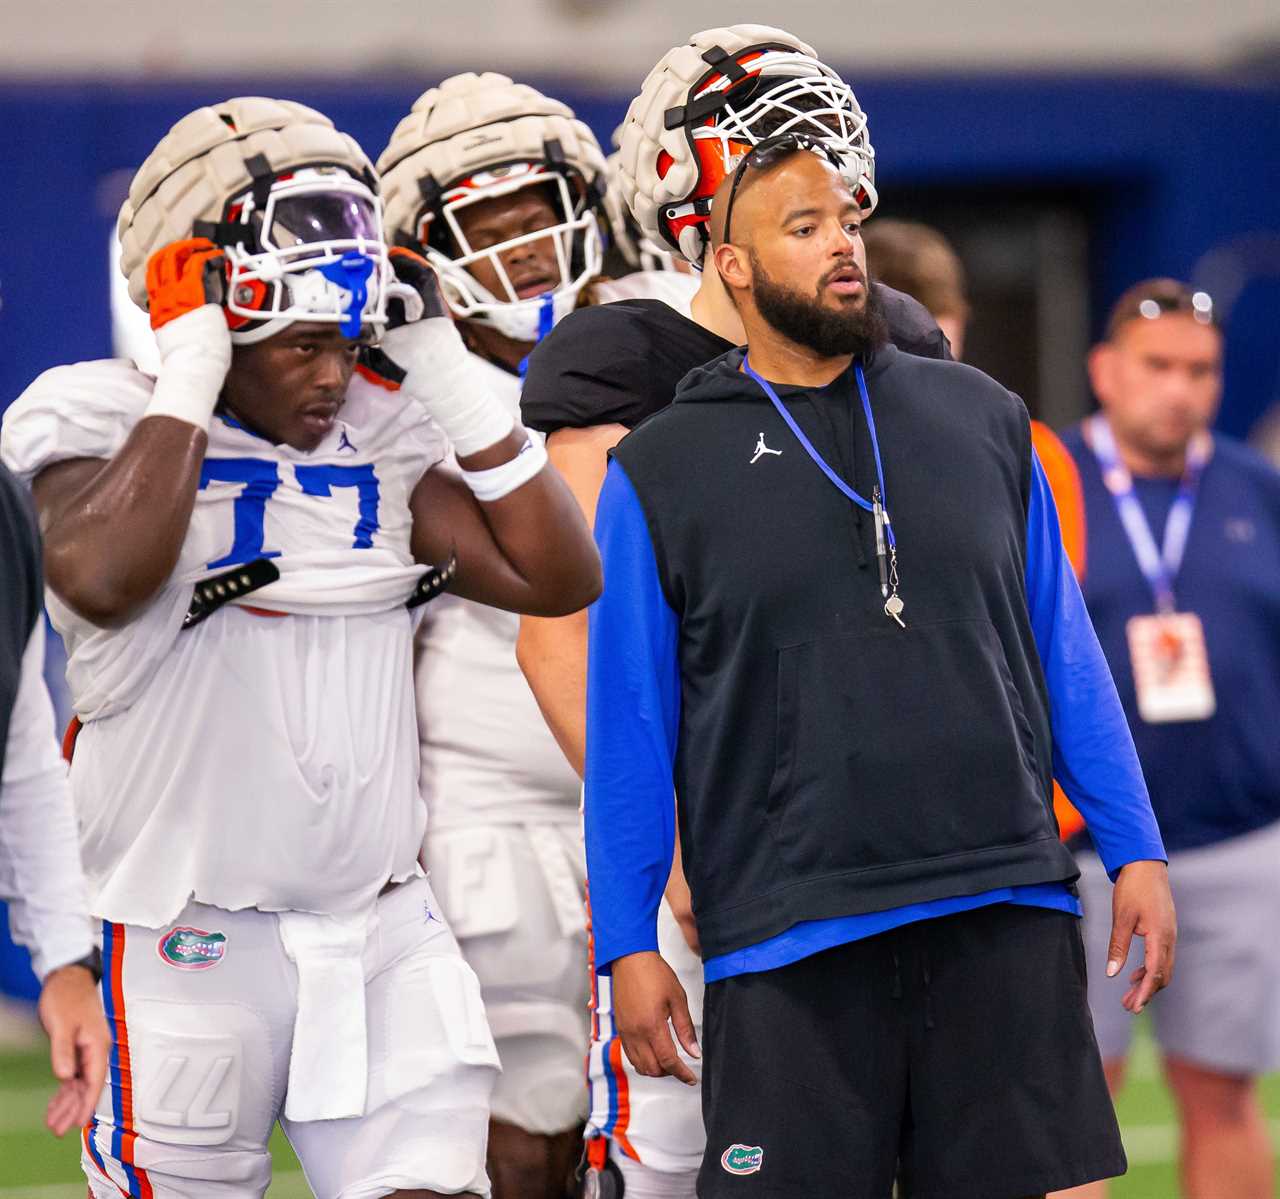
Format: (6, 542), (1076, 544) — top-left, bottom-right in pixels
(378, 318), (515, 457)
(145, 305), (232, 430)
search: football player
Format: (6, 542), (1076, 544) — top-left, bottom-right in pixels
(515, 26), (949, 1199)
(597, 134), (698, 314)
(1, 96), (600, 1199)
(377, 73), (656, 1199)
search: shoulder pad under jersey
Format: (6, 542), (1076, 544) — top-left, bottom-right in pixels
(1, 359), (154, 483)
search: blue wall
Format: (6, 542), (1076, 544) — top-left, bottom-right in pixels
(0, 72), (1277, 434)
(0, 73), (1276, 1000)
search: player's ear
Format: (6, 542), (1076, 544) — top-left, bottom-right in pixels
(713, 242), (751, 296)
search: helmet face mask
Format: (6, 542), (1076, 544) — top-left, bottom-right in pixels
(418, 161), (602, 340)
(688, 64), (874, 190)
(378, 72), (609, 345)
(616, 28), (879, 266)
(665, 58), (877, 262)
(217, 167), (394, 344)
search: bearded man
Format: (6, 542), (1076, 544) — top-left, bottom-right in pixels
(582, 136), (1177, 1199)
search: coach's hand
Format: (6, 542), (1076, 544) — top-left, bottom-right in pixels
(1107, 859), (1177, 1015)
(611, 951), (700, 1086)
(38, 963), (110, 1136)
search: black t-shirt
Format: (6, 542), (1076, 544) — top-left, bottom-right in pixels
(520, 282), (951, 435)
(0, 462), (42, 784)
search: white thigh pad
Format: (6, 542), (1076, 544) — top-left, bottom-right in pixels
(431, 825), (520, 939)
(124, 1001), (259, 1149)
(385, 951), (500, 1111)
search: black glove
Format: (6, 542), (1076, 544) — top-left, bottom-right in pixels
(385, 246), (451, 328)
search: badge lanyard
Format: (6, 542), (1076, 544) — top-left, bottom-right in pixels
(743, 356), (905, 627)
(1085, 413), (1212, 614)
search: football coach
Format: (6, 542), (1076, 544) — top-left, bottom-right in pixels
(582, 136), (1177, 1198)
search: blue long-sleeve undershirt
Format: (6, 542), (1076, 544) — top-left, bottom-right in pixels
(584, 452), (1165, 982)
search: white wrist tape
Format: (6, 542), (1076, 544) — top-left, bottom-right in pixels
(460, 435), (549, 502)
(379, 318), (514, 457)
(145, 305), (232, 430)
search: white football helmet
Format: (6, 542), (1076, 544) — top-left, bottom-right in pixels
(602, 139), (682, 274)
(616, 25), (878, 265)
(118, 97), (395, 344)
(378, 73), (607, 342)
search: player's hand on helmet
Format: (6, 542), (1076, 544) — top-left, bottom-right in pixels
(143, 238), (233, 430)
(360, 246), (457, 387)
(364, 246), (462, 387)
(145, 237), (228, 331)
(611, 950), (700, 1086)
(384, 246), (452, 328)
(368, 247), (515, 456)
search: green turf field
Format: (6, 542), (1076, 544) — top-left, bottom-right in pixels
(1, 1020), (1277, 1196)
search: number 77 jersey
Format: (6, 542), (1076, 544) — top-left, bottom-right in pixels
(0, 358), (450, 927)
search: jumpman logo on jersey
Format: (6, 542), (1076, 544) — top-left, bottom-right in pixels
(423, 901), (442, 926)
(750, 433), (783, 464)
(337, 429), (357, 454)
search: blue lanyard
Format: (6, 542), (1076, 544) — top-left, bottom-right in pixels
(742, 356), (895, 548)
(1085, 413), (1211, 613)
(743, 356), (905, 622)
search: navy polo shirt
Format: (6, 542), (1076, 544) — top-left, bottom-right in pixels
(1062, 427), (1280, 853)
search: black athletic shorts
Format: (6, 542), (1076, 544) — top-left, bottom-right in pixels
(698, 903), (1126, 1198)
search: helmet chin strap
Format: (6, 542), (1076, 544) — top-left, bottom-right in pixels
(467, 284), (577, 344)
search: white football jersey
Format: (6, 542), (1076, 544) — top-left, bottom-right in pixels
(414, 353), (581, 831)
(0, 358), (448, 927)
(592, 269), (698, 316)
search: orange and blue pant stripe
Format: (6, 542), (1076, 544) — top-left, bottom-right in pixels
(83, 922), (154, 1199)
(586, 888), (638, 1164)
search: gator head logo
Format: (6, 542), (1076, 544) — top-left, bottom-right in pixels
(157, 927), (227, 970)
(720, 1144), (764, 1175)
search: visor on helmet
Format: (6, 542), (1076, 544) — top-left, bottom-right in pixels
(211, 168), (395, 344)
(263, 190), (381, 254)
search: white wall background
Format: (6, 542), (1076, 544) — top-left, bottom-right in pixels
(2, 0), (1277, 81)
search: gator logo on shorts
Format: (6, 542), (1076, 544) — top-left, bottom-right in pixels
(720, 1144), (764, 1175)
(157, 926), (227, 970)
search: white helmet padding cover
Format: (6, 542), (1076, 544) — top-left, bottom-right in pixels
(603, 141), (682, 274)
(378, 72), (607, 342)
(616, 25), (878, 265)
(118, 97), (392, 344)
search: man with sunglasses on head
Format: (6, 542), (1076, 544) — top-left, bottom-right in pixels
(1, 96), (601, 1199)
(516, 27), (950, 1199)
(584, 136), (1178, 1198)
(1051, 281), (1280, 1199)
